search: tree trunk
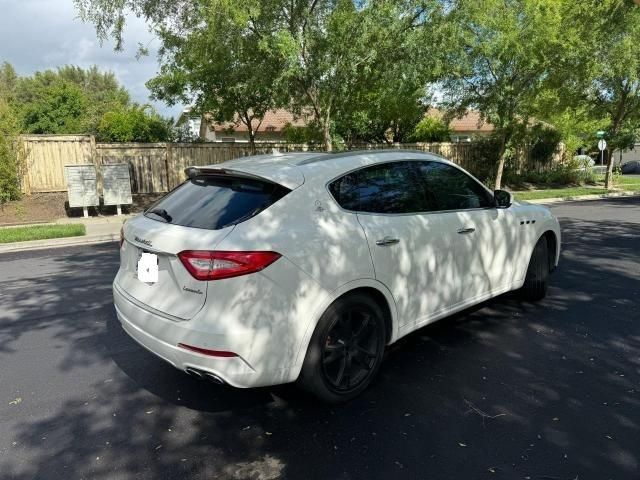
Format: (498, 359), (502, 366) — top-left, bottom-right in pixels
(248, 129), (256, 155)
(494, 135), (508, 190)
(323, 121), (332, 152)
(604, 148), (615, 189)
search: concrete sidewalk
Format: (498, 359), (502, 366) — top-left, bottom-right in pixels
(0, 215), (133, 253)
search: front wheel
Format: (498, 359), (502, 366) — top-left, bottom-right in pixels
(297, 293), (386, 403)
(520, 237), (550, 301)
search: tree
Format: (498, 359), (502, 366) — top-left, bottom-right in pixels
(0, 98), (23, 203)
(0, 62), (18, 101)
(145, 1), (283, 153)
(563, 1), (640, 189)
(334, 64), (429, 145)
(273, 0), (440, 150)
(442, 0), (567, 189)
(19, 80), (89, 134)
(75, 0), (443, 151)
(14, 65), (130, 135)
(97, 104), (171, 142)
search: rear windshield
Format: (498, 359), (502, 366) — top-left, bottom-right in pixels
(145, 175), (290, 230)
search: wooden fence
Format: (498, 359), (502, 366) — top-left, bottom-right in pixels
(21, 135), (95, 194)
(20, 135), (564, 194)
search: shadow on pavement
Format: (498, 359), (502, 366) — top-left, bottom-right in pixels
(0, 203), (639, 479)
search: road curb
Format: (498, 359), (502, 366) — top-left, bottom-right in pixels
(524, 191), (640, 205)
(0, 233), (118, 254)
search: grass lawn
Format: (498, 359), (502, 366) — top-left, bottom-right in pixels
(614, 175), (640, 191)
(0, 224), (86, 244)
(515, 187), (609, 201)
(514, 174), (640, 201)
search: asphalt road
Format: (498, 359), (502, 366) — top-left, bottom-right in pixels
(1, 197), (639, 480)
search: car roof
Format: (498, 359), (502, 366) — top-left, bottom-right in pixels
(192, 150), (452, 189)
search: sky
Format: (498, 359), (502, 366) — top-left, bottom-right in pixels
(0, 0), (184, 120)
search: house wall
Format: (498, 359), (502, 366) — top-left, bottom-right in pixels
(203, 129), (288, 143)
(615, 143), (640, 165)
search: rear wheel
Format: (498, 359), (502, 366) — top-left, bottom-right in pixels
(520, 237), (550, 301)
(298, 293), (386, 403)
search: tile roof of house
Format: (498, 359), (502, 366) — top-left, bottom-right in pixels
(427, 108), (494, 133)
(208, 109), (309, 133)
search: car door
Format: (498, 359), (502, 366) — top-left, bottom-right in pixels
(416, 161), (518, 304)
(329, 161), (460, 328)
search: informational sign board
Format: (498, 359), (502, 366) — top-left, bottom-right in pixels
(65, 164), (99, 209)
(598, 139), (607, 151)
(102, 163), (132, 207)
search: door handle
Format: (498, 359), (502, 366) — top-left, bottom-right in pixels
(457, 227), (475, 234)
(376, 236), (400, 246)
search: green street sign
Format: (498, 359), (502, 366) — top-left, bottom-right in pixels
(596, 130), (606, 138)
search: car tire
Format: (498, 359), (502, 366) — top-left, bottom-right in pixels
(520, 237), (550, 301)
(297, 293), (386, 403)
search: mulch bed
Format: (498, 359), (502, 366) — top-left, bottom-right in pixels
(0, 192), (167, 226)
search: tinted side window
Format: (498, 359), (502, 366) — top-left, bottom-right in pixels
(145, 175), (290, 230)
(329, 162), (434, 214)
(416, 162), (493, 211)
(328, 172), (360, 211)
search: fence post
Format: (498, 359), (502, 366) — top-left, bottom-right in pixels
(20, 136), (31, 195)
(90, 135), (103, 196)
(165, 142), (172, 191)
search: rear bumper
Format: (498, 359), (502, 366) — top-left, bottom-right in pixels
(114, 283), (267, 388)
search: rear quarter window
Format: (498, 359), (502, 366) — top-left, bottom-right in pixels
(145, 175), (290, 230)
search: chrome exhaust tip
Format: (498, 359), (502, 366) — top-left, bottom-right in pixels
(203, 372), (225, 385)
(185, 367), (203, 379)
(185, 367), (225, 385)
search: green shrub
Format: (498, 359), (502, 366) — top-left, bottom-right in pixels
(0, 99), (23, 203)
(505, 156), (596, 188)
(97, 105), (171, 142)
(468, 135), (502, 182)
(282, 122), (323, 144)
(529, 124), (562, 164)
(409, 116), (451, 142)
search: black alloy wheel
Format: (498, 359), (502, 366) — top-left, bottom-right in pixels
(321, 307), (380, 392)
(298, 293), (386, 403)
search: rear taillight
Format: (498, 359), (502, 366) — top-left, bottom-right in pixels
(178, 250), (281, 281)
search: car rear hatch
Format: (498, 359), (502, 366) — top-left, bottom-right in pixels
(117, 171), (292, 320)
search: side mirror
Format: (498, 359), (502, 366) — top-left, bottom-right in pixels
(494, 189), (513, 209)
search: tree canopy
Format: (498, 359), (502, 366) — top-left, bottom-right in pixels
(0, 63), (172, 142)
(441, 0), (568, 188)
(77, 0), (442, 151)
(65, 0), (640, 187)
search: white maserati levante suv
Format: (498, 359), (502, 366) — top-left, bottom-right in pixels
(113, 150), (560, 402)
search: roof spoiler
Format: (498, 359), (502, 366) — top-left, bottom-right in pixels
(184, 166), (276, 184)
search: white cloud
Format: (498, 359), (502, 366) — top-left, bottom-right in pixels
(0, 0), (183, 119)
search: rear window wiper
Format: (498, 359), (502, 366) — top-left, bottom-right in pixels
(147, 208), (172, 223)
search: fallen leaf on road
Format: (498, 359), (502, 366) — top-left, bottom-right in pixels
(9, 398), (22, 405)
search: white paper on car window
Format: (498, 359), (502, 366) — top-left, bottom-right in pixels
(137, 252), (159, 283)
